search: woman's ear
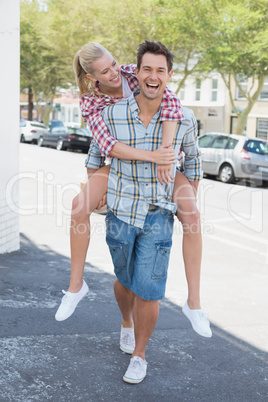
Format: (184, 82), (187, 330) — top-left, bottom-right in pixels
(86, 73), (96, 82)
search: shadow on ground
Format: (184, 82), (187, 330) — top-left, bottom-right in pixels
(0, 234), (267, 402)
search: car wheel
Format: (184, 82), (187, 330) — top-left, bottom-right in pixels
(56, 139), (65, 151)
(219, 164), (234, 183)
(20, 134), (25, 143)
(37, 137), (43, 147)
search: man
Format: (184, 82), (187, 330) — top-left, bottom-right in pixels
(88, 41), (204, 383)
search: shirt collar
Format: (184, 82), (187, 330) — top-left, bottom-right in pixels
(128, 90), (161, 120)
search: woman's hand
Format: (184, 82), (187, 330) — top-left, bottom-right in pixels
(157, 164), (174, 185)
(151, 144), (175, 165)
(96, 192), (107, 210)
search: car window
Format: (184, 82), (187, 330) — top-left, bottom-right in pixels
(226, 138), (239, 149)
(244, 140), (268, 154)
(20, 121), (27, 127)
(49, 121), (64, 130)
(51, 126), (66, 134)
(31, 122), (48, 129)
(198, 135), (214, 148)
(211, 136), (229, 149)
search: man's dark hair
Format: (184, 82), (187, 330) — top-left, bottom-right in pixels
(137, 40), (174, 72)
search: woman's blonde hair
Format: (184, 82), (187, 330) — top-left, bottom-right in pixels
(73, 42), (109, 97)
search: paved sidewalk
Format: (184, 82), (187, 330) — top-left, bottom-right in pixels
(0, 233), (267, 402)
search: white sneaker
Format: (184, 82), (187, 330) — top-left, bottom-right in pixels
(123, 356), (148, 384)
(120, 326), (135, 354)
(55, 280), (89, 321)
(182, 301), (212, 338)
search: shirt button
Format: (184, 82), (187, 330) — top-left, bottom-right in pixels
(145, 133), (148, 136)
(146, 184), (148, 186)
(145, 167), (148, 170)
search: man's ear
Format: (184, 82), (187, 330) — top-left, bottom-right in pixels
(167, 69), (173, 83)
(135, 66), (139, 76)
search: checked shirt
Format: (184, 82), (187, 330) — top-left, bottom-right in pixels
(80, 64), (184, 158)
(88, 92), (202, 228)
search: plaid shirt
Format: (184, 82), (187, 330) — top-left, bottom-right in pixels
(80, 64), (184, 158)
(88, 93), (202, 228)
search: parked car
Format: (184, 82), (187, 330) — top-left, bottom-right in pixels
(198, 133), (268, 184)
(37, 125), (92, 152)
(48, 120), (65, 131)
(20, 120), (48, 144)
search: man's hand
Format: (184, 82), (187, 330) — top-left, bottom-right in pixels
(152, 144), (175, 165)
(96, 192), (107, 210)
(157, 164), (174, 185)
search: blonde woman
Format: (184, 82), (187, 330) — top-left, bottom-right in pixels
(55, 42), (211, 338)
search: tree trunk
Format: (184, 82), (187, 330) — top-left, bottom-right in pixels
(235, 111), (250, 134)
(234, 75), (266, 135)
(28, 87), (34, 121)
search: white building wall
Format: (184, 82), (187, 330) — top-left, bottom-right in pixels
(169, 72), (228, 135)
(0, 0), (20, 253)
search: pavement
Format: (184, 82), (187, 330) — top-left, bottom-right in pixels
(0, 232), (267, 402)
(0, 144), (268, 401)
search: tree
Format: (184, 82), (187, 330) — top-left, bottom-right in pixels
(20, 1), (44, 120)
(151, 0), (215, 93)
(206, 0), (268, 134)
(20, 0), (74, 124)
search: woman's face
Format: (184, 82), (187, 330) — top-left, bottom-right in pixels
(89, 52), (121, 92)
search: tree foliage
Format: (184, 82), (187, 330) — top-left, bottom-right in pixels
(205, 0), (268, 133)
(20, 0), (268, 132)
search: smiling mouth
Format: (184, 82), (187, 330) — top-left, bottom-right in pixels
(146, 83), (159, 91)
(111, 74), (120, 82)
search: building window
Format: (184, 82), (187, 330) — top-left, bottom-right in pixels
(73, 108), (79, 123)
(259, 77), (268, 100)
(195, 78), (201, 101)
(211, 79), (218, 102)
(179, 84), (185, 101)
(236, 75), (247, 99)
(61, 106), (65, 121)
(256, 119), (268, 140)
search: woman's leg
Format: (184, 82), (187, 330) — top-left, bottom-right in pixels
(55, 165), (110, 321)
(173, 170), (211, 337)
(69, 164), (110, 292)
(172, 170), (202, 309)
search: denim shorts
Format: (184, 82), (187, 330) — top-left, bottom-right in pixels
(105, 207), (174, 301)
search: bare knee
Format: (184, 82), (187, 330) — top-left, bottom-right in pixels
(71, 194), (89, 222)
(177, 208), (201, 234)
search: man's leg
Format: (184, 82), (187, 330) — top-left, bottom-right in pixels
(114, 279), (135, 328)
(132, 297), (159, 360)
(122, 208), (174, 384)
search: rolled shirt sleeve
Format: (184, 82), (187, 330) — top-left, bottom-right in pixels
(181, 111), (203, 181)
(85, 139), (106, 170)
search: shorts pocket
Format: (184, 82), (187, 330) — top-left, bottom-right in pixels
(106, 236), (128, 270)
(151, 239), (172, 279)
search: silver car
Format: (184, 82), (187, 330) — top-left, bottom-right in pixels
(198, 133), (268, 184)
(20, 120), (48, 144)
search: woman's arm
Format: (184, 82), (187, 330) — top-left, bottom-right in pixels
(81, 94), (175, 165)
(110, 142), (175, 164)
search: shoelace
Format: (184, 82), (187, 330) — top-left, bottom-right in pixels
(129, 359), (144, 375)
(122, 333), (134, 346)
(196, 310), (209, 322)
(61, 290), (74, 305)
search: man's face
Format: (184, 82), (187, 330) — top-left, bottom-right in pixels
(136, 53), (173, 100)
